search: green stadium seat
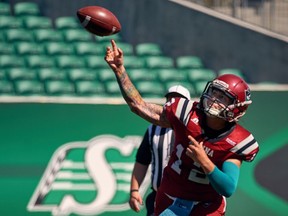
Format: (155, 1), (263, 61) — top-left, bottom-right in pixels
(74, 42), (104, 55)
(33, 29), (64, 42)
(55, 16), (81, 30)
(104, 80), (122, 96)
(0, 42), (15, 55)
(6, 68), (37, 81)
(45, 80), (75, 96)
(14, 2), (41, 17)
(187, 68), (216, 83)
(26, 55), (55, 69)
(176, 55), (204, 69)
(37, 68), (67, 81)
(218, 68), (245, 79)
(75, 81), (105, 96)
(194, 81), (208, 95)
(124, 56), (146, 69)
(14, 80), (44, 95)
(0, 16), (23, 29)
(0, 80), (14, 95)
(45, 42), (75, 55)
(63, 29), (93, 42)
(144, 56), (174, 69)
(135, 43), (163, 56)
(23, 16), (53, 29)
(5, 29), (34, 42)
(0, 55), (26, 68)
(135, 81), (165, 98)
(97, 69), (115, 82)
(0, 69), (7, 80)
(16, 42), (45, 55)
(85, 56), (108, 69)
(55, 55), (86, 69)
(118, 42), (134, 55)
(157, 68), (187, 82)
(67, 68), (98, 82)
(129, 68), (157, 82)
(0, 2), (11, 15)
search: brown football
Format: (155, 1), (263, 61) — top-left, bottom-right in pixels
(77, 6), (121, 36)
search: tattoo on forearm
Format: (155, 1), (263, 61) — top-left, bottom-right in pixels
(117, 71), (141, 103)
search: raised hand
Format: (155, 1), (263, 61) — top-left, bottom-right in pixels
(104, 39), (124, 71)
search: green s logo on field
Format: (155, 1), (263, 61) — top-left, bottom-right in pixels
(27, 135), (150, 216)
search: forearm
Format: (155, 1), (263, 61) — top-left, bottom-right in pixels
(207, 161), (240, 197)
(114, 65), (143, 108)
(114, 66), (169, 127)
(130, 163), (149, 191)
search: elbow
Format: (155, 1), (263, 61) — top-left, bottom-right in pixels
(221, 185), (236, 197)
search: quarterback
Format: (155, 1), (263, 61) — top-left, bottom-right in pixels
(105, 40), (259, 216)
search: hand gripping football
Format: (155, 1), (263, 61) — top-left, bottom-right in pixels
(77, 6), (121, 36)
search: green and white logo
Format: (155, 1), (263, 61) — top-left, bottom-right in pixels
(28, 135), (150, 216)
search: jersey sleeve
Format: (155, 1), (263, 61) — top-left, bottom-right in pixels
(164, 97), (195, 127)
(230, 134), (259, 162)
(136, 127), (152, 165)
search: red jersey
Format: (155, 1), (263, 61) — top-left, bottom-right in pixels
(160, 98), (259, 201)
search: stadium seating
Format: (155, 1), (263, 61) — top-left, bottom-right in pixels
(13, 2), (41, 17)
(193, 81), (209, 95)
(104, 80), (122, 96)
(25, 55), (55, 68)
(74, 42), (104, 56)
(113, 42), (134, 56)
(176, 55), (204, 69)
(135, 43), (163, 56)
(0, 80), (14, 95)
(14, 80), (44, 95)
(75, 80), (106, 96)
(38, 68), (67, 81)
(0, 2), (11, 15)
(0, 1), (248, 99)
(55, 55), (86, 69)
(55, 16), (81, 30)
(67, 68), (98, 82)
(123, 56), (146, 69)
(0, 55), (26, 68)
(144, 56), (174, 69)
(157, 68), (187, 82)
(129, 68), (158, 82)
(44, 80), (75, 96)
(85, 56), (109, 69)
(0, 15), (23, 29)
(187, 68), (216, 83)
(97, 69), (116, 82)
(62, 29), (93, 42)
(16, 42), (45, 55)
(6, 68), (37, 81)
(0, 42), (15, 55)
(5, 29), (34, 42)
(22, 16), (53, 29)
(45, 42), (75, 55)
(0, 69), (6, 80)
(135, 81), (165, 98)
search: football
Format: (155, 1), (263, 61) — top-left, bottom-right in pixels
(77, 6), (121, 36)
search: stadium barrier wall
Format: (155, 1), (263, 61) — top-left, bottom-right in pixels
(0, 91), (287, 215)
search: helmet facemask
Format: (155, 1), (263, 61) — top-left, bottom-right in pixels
(201, 81), (247, 122)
